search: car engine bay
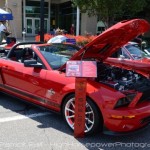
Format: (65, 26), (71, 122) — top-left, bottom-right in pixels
(96, 62), (150, 92)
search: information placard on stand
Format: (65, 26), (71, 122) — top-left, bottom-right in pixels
(66, 61), (97, 138)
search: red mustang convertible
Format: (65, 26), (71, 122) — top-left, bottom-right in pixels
(0, 19), (150, 135)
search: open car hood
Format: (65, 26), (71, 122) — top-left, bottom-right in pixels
(69, 19), (150, 61)
(59, 19), (150, 76)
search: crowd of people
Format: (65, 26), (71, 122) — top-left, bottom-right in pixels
(49, 23), (75, 36)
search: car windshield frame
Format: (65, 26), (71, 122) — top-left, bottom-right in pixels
(124, 44), (149, 60)
(37, 44), (79, 70)
(111, 43), (150, 60)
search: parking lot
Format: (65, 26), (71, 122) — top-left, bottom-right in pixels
(0, 92), (150, 150)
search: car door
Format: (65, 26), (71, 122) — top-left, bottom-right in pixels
(22, 65), (47, 105)
(0, 59), (24, 90)
(1, 48), (47, 106)
(18, 48), (47, 105)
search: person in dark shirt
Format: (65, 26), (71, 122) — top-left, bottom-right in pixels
(70, 24), (75, 35)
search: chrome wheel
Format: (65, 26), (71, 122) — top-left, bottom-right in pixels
(64, 97), (95, 133)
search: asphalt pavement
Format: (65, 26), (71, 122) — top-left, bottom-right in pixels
(0, 92), (150, 150)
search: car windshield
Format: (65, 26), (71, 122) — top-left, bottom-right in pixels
(37, 44), (79, 69)
(125, 44), (149, 59)
(112, 44), (150, 60)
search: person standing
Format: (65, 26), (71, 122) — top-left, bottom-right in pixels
(0, 21), (9, 44)
(70, 24), (75, 35)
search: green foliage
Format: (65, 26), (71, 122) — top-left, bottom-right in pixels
(122, 0), (147, 15)
(72, 0), (147, 26)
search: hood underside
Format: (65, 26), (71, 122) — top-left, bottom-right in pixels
(105, 57), (150, 78)
(70, 19), (150, 61)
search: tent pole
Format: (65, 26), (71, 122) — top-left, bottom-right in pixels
(40, 0), (45, 42)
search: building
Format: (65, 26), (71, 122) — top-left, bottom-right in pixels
(0, 0), (98, 39)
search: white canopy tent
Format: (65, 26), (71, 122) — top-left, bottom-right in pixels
(0, 8), (17, 39)
(0, 8), (13, 20)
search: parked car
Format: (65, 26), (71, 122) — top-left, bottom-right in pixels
(111, 42), (150, 60)
(0, 19), (150, 135)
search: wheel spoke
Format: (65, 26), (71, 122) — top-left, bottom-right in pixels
(71, 101), (75, 109)
(86, 111), (93, 115)
(86, 117), (94, 124)
(67, 115), (74, 119)
(71, 123), (74, 128)
(66, 108), (75, 113)
(85, 123), (90, 131)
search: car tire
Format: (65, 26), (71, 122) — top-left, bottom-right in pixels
(62, 94), (103, 135)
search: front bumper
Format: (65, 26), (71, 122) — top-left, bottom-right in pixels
(103, 102), (150, 133)
(103, 123), (150, 136)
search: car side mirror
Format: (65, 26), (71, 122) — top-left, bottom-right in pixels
(24, 60), (43, 68)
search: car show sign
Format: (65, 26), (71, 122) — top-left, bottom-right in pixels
(66, 61), (97, 137)
(66, 61), (97, 77)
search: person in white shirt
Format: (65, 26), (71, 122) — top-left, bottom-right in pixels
(0, 21), (8, 44)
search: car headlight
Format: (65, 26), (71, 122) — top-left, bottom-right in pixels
(114, 93), (137, 109)
(114, 97), (130, 108)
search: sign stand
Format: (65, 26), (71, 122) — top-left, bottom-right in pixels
(74, 77), (87, 138)
(66, 61), (97, 138)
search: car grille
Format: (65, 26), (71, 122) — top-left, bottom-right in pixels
(140, 116), (150, 124)
(138, 89), (150, 103)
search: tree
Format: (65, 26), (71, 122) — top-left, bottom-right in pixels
(72, 0), (147, 27)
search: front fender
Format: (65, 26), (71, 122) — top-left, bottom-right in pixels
(61, 79), (125, 111)
(86, 80), (125, 110)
